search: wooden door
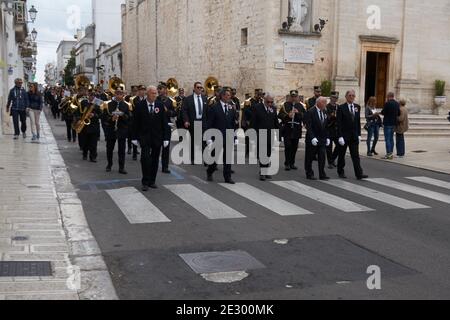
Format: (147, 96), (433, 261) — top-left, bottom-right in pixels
(376, 53), (389, 107)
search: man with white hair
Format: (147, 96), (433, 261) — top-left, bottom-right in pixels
(304, 97), (330, 180)
(133, 86), (171, 191)
(251, 92), (280, 181)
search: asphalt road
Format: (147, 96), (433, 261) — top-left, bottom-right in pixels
(47, 112), (450, 300)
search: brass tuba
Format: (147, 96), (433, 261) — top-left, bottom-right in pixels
(204, 77), (219, 97)
(166, 78), (179, 97)
(75, 75), (91, 90)
(108, 76), (125, 95)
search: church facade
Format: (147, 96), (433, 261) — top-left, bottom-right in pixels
(121, 0), (450, 111)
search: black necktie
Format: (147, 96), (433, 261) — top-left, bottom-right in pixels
(149, 104), (154, 114)
(197, 96), (203, 118)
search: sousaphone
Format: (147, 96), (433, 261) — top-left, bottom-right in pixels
(166, 78), (179, 97)
(205, 77), (219, 97)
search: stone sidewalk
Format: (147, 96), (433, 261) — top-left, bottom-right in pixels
(359, 137), (450, 175)
(0, 114), (117, 300)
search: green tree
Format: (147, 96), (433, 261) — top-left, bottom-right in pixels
(64, 50), (76, 87)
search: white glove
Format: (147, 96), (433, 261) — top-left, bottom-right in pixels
(207, 140), (213, 146)
(312, 138), (319, 147)
(339, 137), (345, 146)
(358, 136), (362, 143)
(234, 139), (239, 146)
(163, 141), (170, 148)
(132, 140), (139, 147)
(326, 139), (331, 147)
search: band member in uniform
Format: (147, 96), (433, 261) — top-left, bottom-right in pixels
(133, 86), (171, 191)
(206, 88), (238, 184)
(183, 82), (208, 164)
(102, 87), (130, 174)
(157, 82), (177, 174)
(231, 88), (241, 112)
(307, 86), (322, 110)
(279, 90), (305, 171)
(326, 91), (340, 169)
(336, 90), (369, 180)
(175, 88), (186, 130)
(128, 85), (146, 160)
(242, 89), (264, 156)
(73, 86), (88, 150)
(251, 93), (279, 181)
(304, 97), (330, 180)
(60, 95), (77, 143)
(77, 90), (102, 162)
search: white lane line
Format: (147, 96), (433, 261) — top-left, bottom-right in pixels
(273, 181), (373, 213)
(106, 187), (171, 224)
(368, 178), (450, 204)
(322, 180), (430, 210)
(220, 183), (314, 216)
(165, 184), (245, 220)
(407, 177), (450, 190)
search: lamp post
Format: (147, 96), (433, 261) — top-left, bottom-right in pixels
(31, 28), (37, 41)
(28, 5), (38, 23)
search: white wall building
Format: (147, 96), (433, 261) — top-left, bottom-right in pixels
(74, 24), (95, 83)
(44, 62), (57, 86)
(56, 40), (77, 85)
(1, 0), (30, 135)
(96, 42), (122, 87)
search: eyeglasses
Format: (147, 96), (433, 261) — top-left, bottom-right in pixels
(267, 101), (274, 104)
(195, 86), (203, 90)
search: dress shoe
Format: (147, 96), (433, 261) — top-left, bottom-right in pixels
(225, 179), (236, 185)
(149, 184), (158, 189)
(142, 185), (149, 192)
(367, 152), (373, 157)
(127, 150), (132, 155)
(357, 175), (369, 180)
(106, 167), (112, 173)
(260, 175), (267, 181)
(285, 166), (291, 171)
(133, 156), (137, 161)
(162, 168), (171, 174)
(290, 165), (298, 170)
(231, 170), (235, 174)
(119, 169), (128, 175)
(207, 175), (213, 182)
(265, 175), (273, 180)
(372, 150), (379, 156)
(339, 174), (347, 179)
(320, 176), (330, 181)
(90, 159), (97, 163)
(306, 176), (317, 181)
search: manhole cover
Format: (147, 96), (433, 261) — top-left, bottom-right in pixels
(0, 261), (52, 277)
(179, 250), (266, 274)
(412, 150), (427, 153)
(12, 236), (29, 241)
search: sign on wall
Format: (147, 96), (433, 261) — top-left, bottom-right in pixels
(283, 39), (316, 64)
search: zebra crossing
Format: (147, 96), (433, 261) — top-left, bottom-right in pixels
(105, 176), (450, 224)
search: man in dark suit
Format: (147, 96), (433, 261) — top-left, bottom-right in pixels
(251, 93), (280, 181)
(78, 90), (102, 162)
(157, 82), (177, 174)
(206, 88), (238, 184)
(183, 82), (208, 164)
(336, 90), (368, 180)
(304, 97), (330, 180)
(133, 86), (171, 191)
(129, 85), (146, 160)
(326, 91), (340, 168)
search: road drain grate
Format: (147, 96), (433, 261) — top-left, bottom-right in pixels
(0, 261), (53, 277)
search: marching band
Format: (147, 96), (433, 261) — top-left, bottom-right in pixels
(48, 75), (368, 189)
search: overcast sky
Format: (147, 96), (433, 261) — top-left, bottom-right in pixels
(30, 0), (92, 83)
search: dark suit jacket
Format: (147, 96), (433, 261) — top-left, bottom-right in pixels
(102, 100), (131, 139)
(206, 101), (238, 138)
(183, 94), (208, 127)
(251, 103), (279, 132)
(337, 103), (362, 142)
(304, 107), (329, 146)
(133, 99), (171, 147)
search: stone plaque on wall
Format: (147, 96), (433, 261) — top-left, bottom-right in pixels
(283, 39), (315, 64)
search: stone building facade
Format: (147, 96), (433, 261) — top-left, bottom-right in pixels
(121, 0), (450, 111)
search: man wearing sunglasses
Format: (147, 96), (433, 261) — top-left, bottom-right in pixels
(182, 82), (208, 164)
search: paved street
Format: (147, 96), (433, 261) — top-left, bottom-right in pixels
(43, 110), (450, 300)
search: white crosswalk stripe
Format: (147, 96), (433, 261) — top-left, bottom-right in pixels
(273, 181), (373, 213)
(165, 184), (246, 220)
(322, 180), (430, 210)
(368, 178), (450, 204)
(220, 183), (314, 216)
(106, 187), (171, 224)
(407, 177), (450, 190)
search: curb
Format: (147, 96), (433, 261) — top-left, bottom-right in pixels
(41, 114), (118, 300)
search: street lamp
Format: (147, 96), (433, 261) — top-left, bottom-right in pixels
(28, 5), (38, 23)
(31, 28), (37, 41)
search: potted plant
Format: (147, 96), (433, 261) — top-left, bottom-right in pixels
(434, 80), (447, 115)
